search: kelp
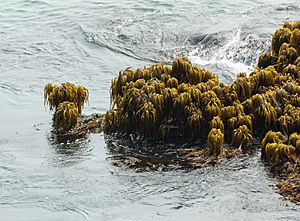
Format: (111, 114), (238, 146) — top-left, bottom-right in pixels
(207, 128), (224, 157)
(53, 101), (78, 131)
(44, 20), (300, 204)
(44, 82), (88, 114)
(44, 82), (100, 141)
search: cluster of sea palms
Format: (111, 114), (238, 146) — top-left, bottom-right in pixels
(103, 21), (300, 165)
(254, 21), (300, 165)
(44, 82), (89, 132)
(44, 21), (300, 166)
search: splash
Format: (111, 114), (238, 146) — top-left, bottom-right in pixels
(188, 29), (270, 81)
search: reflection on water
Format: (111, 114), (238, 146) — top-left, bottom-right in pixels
(105, 135), (186, 171)
(48, 134), (93, 167)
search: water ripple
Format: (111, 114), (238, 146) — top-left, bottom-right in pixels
(1, 0), (300, 220)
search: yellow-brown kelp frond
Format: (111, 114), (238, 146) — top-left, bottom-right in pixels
(277, 43), (298, 72)
(149, 63), (172, 80)
(283, 64), (300, 79)
(136, 102), (158, 138)
(213, 84), (238, 106)
(105, 57), (225, 140)
(44, 83), (55, 105)
(173, 92), (192, 116)
(271, 28), (292, 56)
(77, 86), (89, 114)
(277, 114), (292, 136)
(53, 101), (78, 132)
(201, 91), (222, 120)
(288, 133), (300, 156)
(259, 21), (300, 76)
(286, 108), (300, 133)
(250, 94), (277, 130)
(249, 66), (280, 94)
(231, 125), (253, 150)
(290, 29), (300, 48)
(257, 51), (273, 69)
(187, 109), (204, 138)
(166, 77), (179, 88)
(98, 20), (300, 204)
(283, 81), (300, 95)
(103, 110), (119, 132)
(105, 21), (300, 152)
(262, 131), (287, 149)
(207, 128), (224, 157)
(261, 131), (287, 160)
(222, 103), (242, 118)
(171, 57), (218, 85)
(236, 114), (253, 132)
(265, 143), (296, 165)
(233, 73), (252, 102)
(242, 98), (253, 115)
(210, 116), (224, 133)
(44, 82), (89, 114)
(171, 57), (193, 83)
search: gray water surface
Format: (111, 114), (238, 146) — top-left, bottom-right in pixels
(1, 0), (300, 220)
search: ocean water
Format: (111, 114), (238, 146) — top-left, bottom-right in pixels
(1, 0), (300, 220)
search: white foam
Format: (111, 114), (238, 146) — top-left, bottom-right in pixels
(189, 56), (253, 75)
(187, 28), (266, 79)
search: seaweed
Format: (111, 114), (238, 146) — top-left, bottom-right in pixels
(44, 20), (300, 204)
